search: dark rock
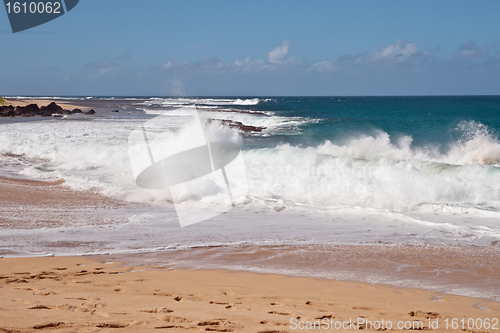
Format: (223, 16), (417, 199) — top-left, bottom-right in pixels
(24, 104), (40, 113)
(0, 106), (6, 116)
(40, 102), (63, 113)
(1, 102), (94, 118)
(214, 119), (265, 132)
(14, 104), (40, 116)
(0, 105), (20, 117)
(14, 106), (26, 116)
(1, 105), (13, 113)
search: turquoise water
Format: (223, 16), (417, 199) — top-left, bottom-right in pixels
(3, 95), (500, 300)
(2, 95), (500, 253)
(227, 96), (500, 150)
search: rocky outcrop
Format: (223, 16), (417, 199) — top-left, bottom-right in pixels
(211, 119), (265, 133)
(0, 103), (95, 117)
(0, 105), (15, 117)
(40, 102), (63, 113)
(14, 103), (40, 116)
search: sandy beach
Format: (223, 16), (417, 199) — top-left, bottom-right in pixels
(1, 255), (499, 332)
(0, 175), (499, 332)
(1, 97), (500, 332)
(3, 0), (500, 330)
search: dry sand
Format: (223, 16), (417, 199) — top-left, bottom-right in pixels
(3, 98), (85, 111)
(0, 256), (498, 332)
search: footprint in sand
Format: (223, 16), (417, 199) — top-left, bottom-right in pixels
(197, 319), (242, 332)
(32, 322), (65, 329)
(12, 299), (30, 304)
(153, 290), (173, 296)
(352, 306), (382, 311)
(154, 325), (187, 329)
(268, 311), (291, 316)
(315, 314), (335, 320)
(82, 301), (105, 310)
(210, 301), (231, 305)
(473, 303), (489, 311)
(260, 320), (288, 327)
(210, 301), (249, 311)
(5, 278), (28, 284)
(55, 304), (78, 311)
(161, 315), (189, 323)
(29, 287), (56, 296)
(91, 310), (111, 318)
(127, 320), (148, 327)
(140, 308), (174, 314)
(305, 300), (326, 307)
(408, 310), (440, 319)
(95, 323), (127, 328)
(65, 297), (88, 301)
(29, 305), (51, 310)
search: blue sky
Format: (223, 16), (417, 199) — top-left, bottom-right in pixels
(1, 0), (499, 96)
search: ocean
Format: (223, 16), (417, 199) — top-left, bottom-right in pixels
(1, 96), (500, 299)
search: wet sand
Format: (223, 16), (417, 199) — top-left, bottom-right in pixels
(0, 176), (137, 252)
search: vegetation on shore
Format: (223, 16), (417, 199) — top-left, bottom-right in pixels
(0, 97), (12, 106)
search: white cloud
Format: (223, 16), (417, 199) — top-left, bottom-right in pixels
(373, 38), (418, 61)
(161, 61), (173, 69)
(268, 40), (291, 64)
(311, 61), (336, 73)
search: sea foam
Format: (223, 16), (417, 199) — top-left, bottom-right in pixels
(1, 114), (500, 247)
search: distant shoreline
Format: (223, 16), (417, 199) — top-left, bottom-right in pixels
(3, 97), (88, 111)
